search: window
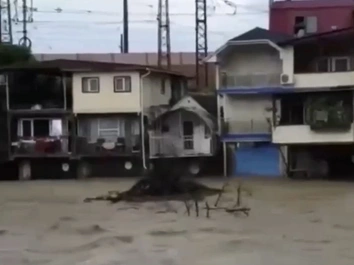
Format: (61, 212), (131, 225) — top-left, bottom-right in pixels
(294, 16), (317, 36)
(305, 16), (317, 34)
(97, 118), (124, 142)
(316, 57), (350, 73)
(316, 58), (330, 72)
(33, 120), (50, 137)
(18, 119), (62, 138)
(333, 57), (350, 72)
(82, 77), (99, 93)
(114, 76), (131, 92)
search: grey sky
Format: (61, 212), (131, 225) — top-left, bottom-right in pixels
(10, 0), (269, 53)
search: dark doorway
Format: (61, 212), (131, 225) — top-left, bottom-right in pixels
(183, 121), (193, 150)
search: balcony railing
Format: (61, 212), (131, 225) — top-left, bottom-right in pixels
(221, 73), (280, 88)
(222, 119), (272, 135)
(75, 136), (141, 156)
(11, 136), (70, 156)
(149, 135), (215, 158)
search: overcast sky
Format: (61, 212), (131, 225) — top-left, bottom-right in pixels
(8, 0), (269, 53)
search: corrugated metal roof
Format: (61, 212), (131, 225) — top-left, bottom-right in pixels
(0, 59), (189, 77)
(33, 52), (216, 90)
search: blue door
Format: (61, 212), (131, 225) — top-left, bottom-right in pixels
(233, 143), (280, 177)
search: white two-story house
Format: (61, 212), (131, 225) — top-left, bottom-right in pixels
(208, 26), (354, 180)
(32, 59), (187, 179)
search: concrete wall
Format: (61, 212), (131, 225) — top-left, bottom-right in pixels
(272, 124), (354, 144)
(73, 72), (172, 114)
(149, 111), (212, 157)
(73, 72), (140, 113)
(142, 75), (172, 111)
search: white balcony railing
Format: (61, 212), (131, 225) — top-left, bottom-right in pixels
(294, 71), (354, 89)
(272, 125), (354, 144)
(222, 119), (272, 134)
(149, 135), (214, 158)
(221, 73), (281, 88)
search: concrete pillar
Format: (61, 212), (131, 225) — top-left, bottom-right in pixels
(18, 160), (31, 181)
(77, 161), (91, 179)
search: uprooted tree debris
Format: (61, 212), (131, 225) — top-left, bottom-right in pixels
(84, 159), (251, 217)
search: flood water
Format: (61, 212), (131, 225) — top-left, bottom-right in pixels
(0, 178), (354, 265)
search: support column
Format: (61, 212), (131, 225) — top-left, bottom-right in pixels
(18, 160), (31, 180)
(223, 142), (227, 178)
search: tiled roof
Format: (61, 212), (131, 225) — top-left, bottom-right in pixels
(229, 27), (291, 43)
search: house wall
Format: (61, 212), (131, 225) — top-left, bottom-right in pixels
(220, 45), (283, 87)
(150, 111), (212, 157)
(272, 124), (354, 144)
(142, 75), (172, 110)
(224, 95), (272, 134)
(270, 4), (354, 36)
(73, 72), (141, 113)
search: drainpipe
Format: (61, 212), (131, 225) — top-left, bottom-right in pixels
(140, 69), (151, 170)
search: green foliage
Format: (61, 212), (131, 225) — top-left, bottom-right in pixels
(0, 44), (34, 66)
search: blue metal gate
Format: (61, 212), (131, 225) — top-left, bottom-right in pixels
(233, 143), (280, 177)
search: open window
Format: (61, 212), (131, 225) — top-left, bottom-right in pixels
(294, 16), (317, 36)
(18, 119), (63, 138)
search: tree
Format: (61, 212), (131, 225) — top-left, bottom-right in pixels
(0, 44), (34, 66)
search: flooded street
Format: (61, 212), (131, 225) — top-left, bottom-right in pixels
(0, 178), (354, 265)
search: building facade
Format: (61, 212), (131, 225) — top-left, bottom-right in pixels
(0, 59), (188, 179)
(209, 26), (354, 179)
(269, 0), (354, 36)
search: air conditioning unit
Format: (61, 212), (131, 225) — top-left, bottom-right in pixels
(280, 73), (294, 85)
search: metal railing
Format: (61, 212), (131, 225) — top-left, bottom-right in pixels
(11, 136), (70, 156)
(75, 136), (141, 156)
(149, 134), (214, 158)
(221, 73), (281, 88)
(222, 119), (272, 134)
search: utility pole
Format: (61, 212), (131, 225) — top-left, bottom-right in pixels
(17, 0), (31, 48)
(195, 0), (208, 88)
(122, 0), (129, 53)
(157, 0), (171, 69)
(0, 0), (13, 44)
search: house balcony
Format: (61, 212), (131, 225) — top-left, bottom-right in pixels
(149, 135), (216, 158)
(221, 119), (272, 142)
(75, 136), (141, 157)
(219, 73), (284, 94)
(11, 136), (70, 157)
(272, 124), (354, 144)
(294, 71), (354, 89)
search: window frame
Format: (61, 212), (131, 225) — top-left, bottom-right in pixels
(17, 118), (61, 138)
(82, 77), (100, 93)
(332, 57), (350, 72)
(113, 76), (132, 93)
(97, 118), (125, 138)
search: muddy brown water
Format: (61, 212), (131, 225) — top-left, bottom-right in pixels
(0, 178), (354, 265)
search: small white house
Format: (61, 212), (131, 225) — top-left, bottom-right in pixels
(149, 96), (217, 158)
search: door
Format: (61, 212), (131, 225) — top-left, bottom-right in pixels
(233, 143), (280, 177)
(183, 121), (194, 151)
